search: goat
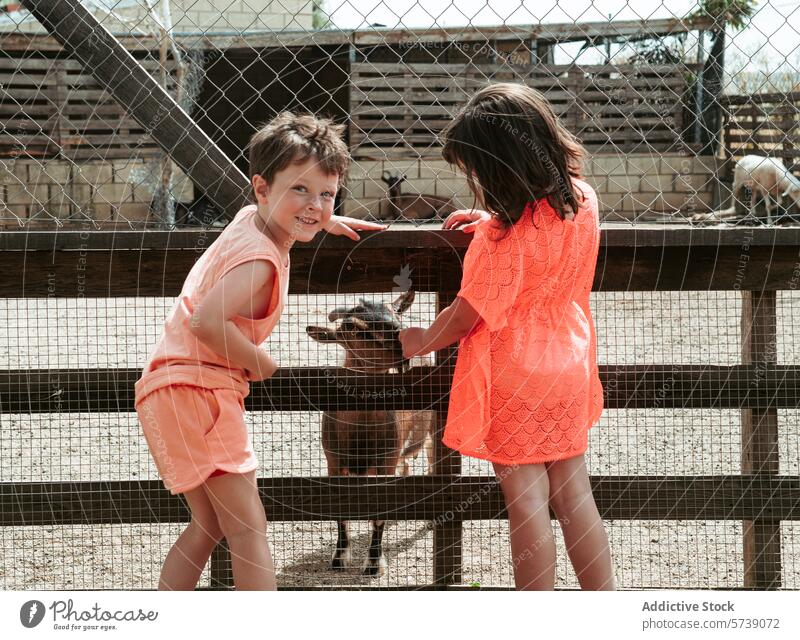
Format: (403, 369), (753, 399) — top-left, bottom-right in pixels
(723, 155), (800, 223)
(380, 172), (456, 222)
(306, 290), (435, 576)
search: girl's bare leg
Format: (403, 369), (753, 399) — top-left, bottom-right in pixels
(159, 485), (224, 590)
(493, 461), (556, 590)
(546, 454), (616, 590)
(204, 470), (277, 590)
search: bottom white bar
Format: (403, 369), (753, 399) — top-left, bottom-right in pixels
(1, 590), (798, 638)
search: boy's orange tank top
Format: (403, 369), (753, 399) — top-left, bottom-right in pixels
(134, 205), (290, 401)
(442, 178), (604, 465)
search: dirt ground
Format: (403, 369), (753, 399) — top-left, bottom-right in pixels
(1, 290), (798, 589)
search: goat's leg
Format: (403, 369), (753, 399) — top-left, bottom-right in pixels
(331, 520), (352, 570)
(765, 191), (774, 225)
(327, 463), (351, 570)
(718, 183), (741, 216)
(363, 519), (387, 577)
(397, 437), (422, 477)
(362, 460), (396, 577)
(423, 432), (435, 475)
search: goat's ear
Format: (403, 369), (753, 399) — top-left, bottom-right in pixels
(306, 326), (337, 343)
(391, 290), (415, 315)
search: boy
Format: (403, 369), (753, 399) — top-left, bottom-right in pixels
(134, 112), (384, 590)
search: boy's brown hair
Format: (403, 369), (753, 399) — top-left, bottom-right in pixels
(442, 82), (586, 228)
(247, 112), (350, 200)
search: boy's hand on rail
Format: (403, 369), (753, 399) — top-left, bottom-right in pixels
(442, 209), (491, 233)
(324, 214), (387, 241)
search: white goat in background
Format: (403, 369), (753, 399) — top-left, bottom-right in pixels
(722, 155), (800, 223)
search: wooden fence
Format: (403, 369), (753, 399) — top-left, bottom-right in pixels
(350, 63), (699, 160)
(0, 55), (178, 160)
(1, 225), (799, 589)
(722, 91), (800, 170)
(2, 50), (700, 164)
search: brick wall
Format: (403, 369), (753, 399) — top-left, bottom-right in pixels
(1, 152), (719, 227)
(344, 153), (719, 221)
(0, 158), (193, 227)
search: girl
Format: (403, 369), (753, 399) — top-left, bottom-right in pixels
(134, 112), (385, 590)
(399, 83), (615, 590)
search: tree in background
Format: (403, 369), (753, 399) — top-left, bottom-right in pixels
(688, 0), (758, 153)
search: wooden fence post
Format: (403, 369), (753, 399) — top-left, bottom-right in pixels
(432, 291), (463, 587)
(741, 289), (782, 589)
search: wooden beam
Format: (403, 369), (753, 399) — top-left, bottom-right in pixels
(0, 16), (717, 52)
(352, 17), (716, 46)
(19, 0), (250, 219)
(432, 291), (461, 586)
(722, 91), (800, 106)
(4, 228), (800, 298)
(4, 242), (800, 296)
(2, 365), (800, 414)
(1, 476), (797, 526)
(5, 225), (800, 251)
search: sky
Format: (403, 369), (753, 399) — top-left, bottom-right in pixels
(324, 0), (800, 67)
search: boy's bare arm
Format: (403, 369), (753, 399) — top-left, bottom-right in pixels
(188, 260), (279, 380)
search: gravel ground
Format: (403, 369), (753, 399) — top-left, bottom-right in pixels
(1, 290), (798, 589)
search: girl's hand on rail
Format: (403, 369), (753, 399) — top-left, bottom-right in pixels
(442, 209), (492, 233)
(399, 327), (427, 359)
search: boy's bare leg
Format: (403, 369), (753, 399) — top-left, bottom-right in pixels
(159, 485), (224, 590)
(204, 470), (277, 590)
(546, 454), (616, 590)
(492, 461), (556, 590)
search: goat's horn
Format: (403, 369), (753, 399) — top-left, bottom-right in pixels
(328, 307), (351, 322)
(348, 316), (370, 331)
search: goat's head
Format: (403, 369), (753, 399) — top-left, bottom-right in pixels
(380, 171), (406, 191)
(306, 290), (415, 372)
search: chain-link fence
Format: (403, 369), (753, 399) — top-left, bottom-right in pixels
(1, 1), (800, 590)
(3, 0), (799, 229)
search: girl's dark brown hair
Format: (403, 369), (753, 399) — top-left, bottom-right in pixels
(442, 82), (586, 228)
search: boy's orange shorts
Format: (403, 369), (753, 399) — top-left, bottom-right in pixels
(135, 384), (258, 495)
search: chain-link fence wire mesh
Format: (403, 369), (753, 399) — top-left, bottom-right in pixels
(1, 1), (799, 589)
(2, 0), (800, 228)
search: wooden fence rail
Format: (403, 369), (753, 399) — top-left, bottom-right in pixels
(0, 56), (178, 160)
(722, 91), (800, 171)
